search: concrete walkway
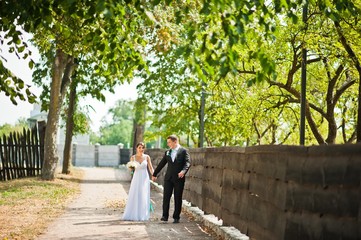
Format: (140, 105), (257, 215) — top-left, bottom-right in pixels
(36, 167), (220, 240)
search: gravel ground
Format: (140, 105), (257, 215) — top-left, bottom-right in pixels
(36, 167), (220, 240)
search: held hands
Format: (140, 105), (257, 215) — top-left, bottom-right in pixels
(151, 176), (157, 181)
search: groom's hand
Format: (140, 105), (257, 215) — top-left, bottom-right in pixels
(178, 172), (185, 178)
(152, 176), (157, 181)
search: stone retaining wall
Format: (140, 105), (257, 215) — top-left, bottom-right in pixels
(147, 144), (361, 240)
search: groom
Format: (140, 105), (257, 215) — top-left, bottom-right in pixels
(152, 135), (191, 223)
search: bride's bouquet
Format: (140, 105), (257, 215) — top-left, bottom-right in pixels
(126, 160), (137, 175)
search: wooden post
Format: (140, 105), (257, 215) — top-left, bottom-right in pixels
(38, 121), (46, 171)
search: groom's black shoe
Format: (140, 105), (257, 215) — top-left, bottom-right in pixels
(173, 218), (180, 223)
(161, 217), (168, 222)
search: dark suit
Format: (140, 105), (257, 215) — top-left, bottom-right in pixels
(153, 146), (191, 220)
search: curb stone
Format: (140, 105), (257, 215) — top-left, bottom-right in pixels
(150, 181), (249, 240)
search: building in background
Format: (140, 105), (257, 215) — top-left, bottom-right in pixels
(27, 104), (90, 145)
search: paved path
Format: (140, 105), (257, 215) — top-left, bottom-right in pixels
(37, 167), (219, 240)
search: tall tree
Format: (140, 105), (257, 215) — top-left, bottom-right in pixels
(62, 77), (79, 174)
(333, 17), (361, 141)
(138, 1), (360, 146)
(2, 0), (361, 150)
(40, 48), (75, 179)
(132, 98), (147, 154)
(25, 1), (149, 179)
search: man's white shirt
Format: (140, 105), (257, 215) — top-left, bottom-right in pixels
(171, 145), (180, 162)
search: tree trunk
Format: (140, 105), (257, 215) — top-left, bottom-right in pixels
(42, 49), (76, 180)
(325, 63), (344, 144)
(132, 121), (144, 154)
(132, 99), (146, 154)
(334, 21), (361, 142)
(305, 103), (326, 144)
(62, 79), (77, 174)
(42, 49), (67, 180)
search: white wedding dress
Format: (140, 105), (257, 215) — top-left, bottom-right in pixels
(122, 155), (151, 221)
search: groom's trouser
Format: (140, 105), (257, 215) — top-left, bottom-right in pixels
(163, 179), (185, 219)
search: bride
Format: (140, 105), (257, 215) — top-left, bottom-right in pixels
(122, 142), (154, 221)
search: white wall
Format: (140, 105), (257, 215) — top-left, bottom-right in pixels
(57, 144), (123, 167)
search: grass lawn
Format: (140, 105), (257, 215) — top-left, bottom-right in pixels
(0, 168), (84, 240)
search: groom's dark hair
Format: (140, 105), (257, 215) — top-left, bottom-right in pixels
(167, 135), (178, 142)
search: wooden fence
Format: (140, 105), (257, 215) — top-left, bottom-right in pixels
(0, 123), (45, 181)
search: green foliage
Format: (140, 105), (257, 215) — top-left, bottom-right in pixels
(0, 123), (14, 137)
(1, 0), (151, 114)
(0, 0), (50, 104)
(145, 0), (361, 98)
(137, 0), (360, 146)
(96, 99), (134, 146)
(138, 51), (202, 146)
(2, 0), (361, 147)
(0, 62), (37, 105)
(60, 108), (90, 135)
(26, 1), (156, 148)
(97, 119), (132, 145)
(0, 118), (29, 137)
